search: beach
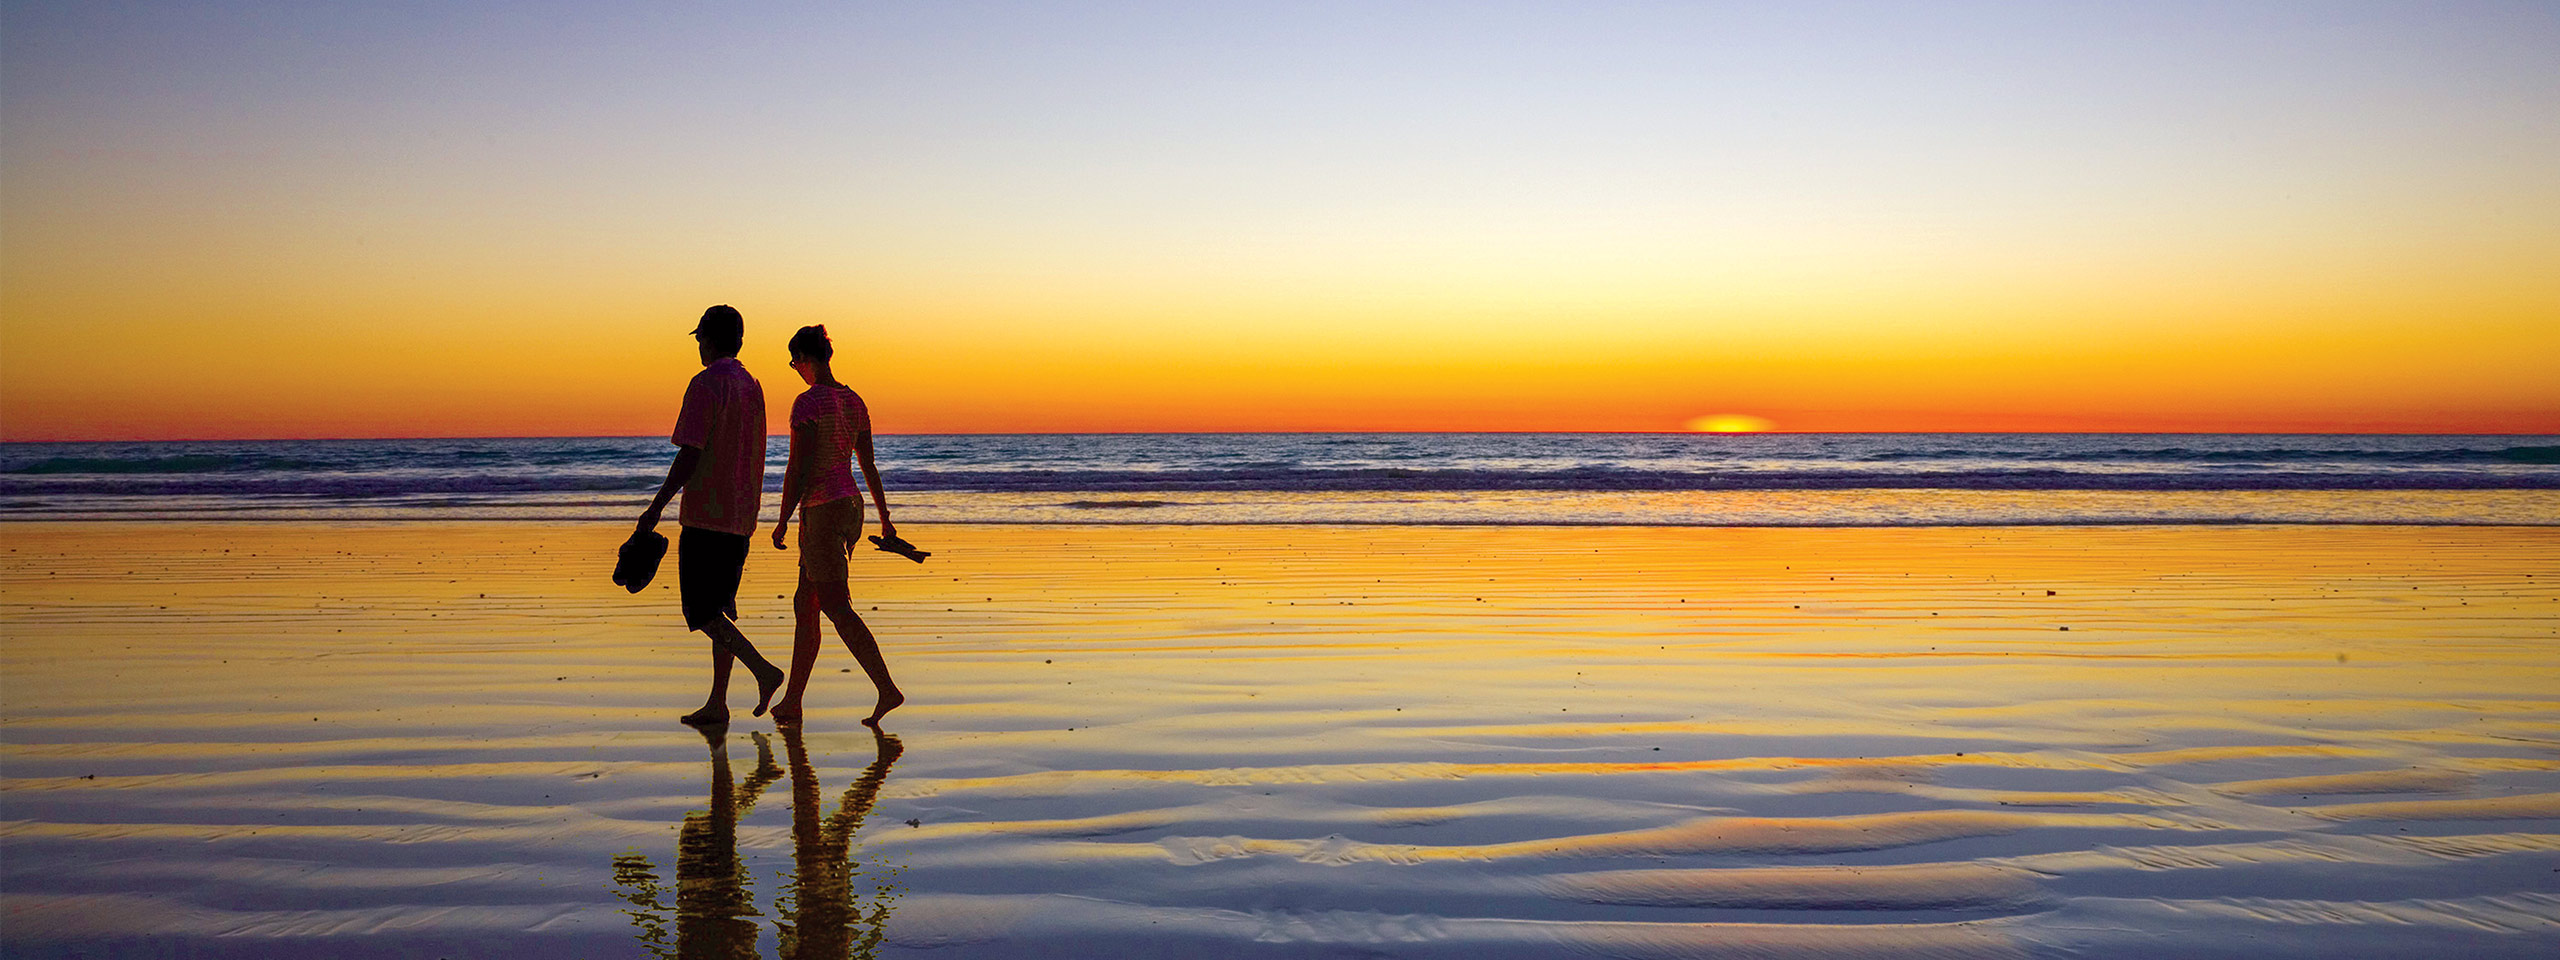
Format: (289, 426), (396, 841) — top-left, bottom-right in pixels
(3, 520), (2557, 957)
(11, 0), (2558, 954)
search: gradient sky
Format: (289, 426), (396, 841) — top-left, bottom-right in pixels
(4, 0), (2555, 439)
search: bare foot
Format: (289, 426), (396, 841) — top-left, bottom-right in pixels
(768, 702), (803, 725)
(863, 689), (905, 727)
(749, 663), (786, 718)
(680, 705), (728, 727)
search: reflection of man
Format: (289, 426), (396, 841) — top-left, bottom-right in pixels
(675, 726), (781, 959)
(779, 725), (904, 959)
(638, 304), (787, 725)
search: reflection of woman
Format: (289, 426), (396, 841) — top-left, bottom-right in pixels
(777, 724), (904, 958)
(770, 325), (904, 726)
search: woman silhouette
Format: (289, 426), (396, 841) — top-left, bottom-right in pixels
(769, 325), (904, 726)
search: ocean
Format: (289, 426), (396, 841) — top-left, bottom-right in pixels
(3, 433), (2555, 526)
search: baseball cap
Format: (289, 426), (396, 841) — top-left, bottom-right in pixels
(690, 304), (743, 339)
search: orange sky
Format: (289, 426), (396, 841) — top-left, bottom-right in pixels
(4, 3), (2555, 440)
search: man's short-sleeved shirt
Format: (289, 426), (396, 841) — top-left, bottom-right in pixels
(669, 357), (766, 536)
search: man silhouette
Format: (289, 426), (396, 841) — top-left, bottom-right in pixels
(638, 304), (786, 725)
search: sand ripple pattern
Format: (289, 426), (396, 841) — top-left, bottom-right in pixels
(4, 523), (2557, 958)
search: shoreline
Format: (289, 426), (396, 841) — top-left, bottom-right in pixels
(10, 516), (2560, 526)
(9, 487), (2560, 527)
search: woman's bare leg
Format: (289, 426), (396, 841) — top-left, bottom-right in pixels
(769, 583), (826, 724)
(817, 585), (902, 725)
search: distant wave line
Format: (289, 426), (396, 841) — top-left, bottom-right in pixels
(7, 469), (2557, 496)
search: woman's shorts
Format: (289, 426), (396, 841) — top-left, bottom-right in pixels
(798, 497), (860, 585)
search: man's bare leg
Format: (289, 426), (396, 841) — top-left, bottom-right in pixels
(682, 641), (735, 727)
(818, 590), (902, 725)
(700, 617), (786, 718)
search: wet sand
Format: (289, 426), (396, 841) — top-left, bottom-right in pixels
(3, 522), (2556, 958)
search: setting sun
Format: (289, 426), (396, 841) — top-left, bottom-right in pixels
(1686, 414), (1777, 433)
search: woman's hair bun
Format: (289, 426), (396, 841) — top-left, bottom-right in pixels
(787, 324), (834, 362)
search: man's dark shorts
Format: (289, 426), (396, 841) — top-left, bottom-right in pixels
(678, 526), (750, 632)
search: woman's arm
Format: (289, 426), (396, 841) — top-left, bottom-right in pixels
(774, 423), (807, 549)
(854, 413), (894, 539)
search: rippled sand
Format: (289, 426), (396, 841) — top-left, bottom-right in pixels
(3, 522), (2556, 958)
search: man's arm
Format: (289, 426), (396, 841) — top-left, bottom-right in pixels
(639, 445), (703, 533)
(650, 370), (716, 534)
